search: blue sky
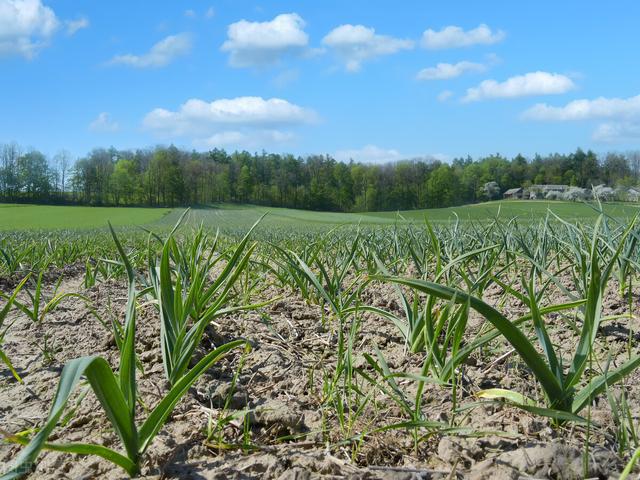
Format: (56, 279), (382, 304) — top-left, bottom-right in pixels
(1, 0), (640, 162)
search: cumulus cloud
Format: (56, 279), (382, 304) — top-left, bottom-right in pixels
(65, 16), (88, 36)
(322, 24), (414, 72)
(463, 71), (575, 102)
(144, 96), (317, 134)
(221, 13), (309, 67)
(417, 61), (485, 80)
(89, 112), (119, 132)
(521, 94), (640, 143)
(108, 33), (192, 68)
(144, 96), (317, 148)
(0, 0), (60, 58)
(421, 24), (504, 49)
(205, 7), (215, 19)
(522, 94), (640, 121)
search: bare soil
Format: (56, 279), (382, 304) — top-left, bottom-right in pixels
(1, 267), (639, 479)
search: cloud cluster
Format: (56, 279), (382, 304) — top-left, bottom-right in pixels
(463, 71), (575, 102)
(523, 94), (640, 143)
(322, 24), (413, 72)
(108, 33), (192, 68)
(417, 61), (485, 80)
(0, 0), (59, 58)
(144, 96), (317, 148)
(522, 94), (640, 121)
(221, 13), (309, 67)
(10, 4), (620, 150)
(220, 16), (502, 73)
(421, 24), (505, 50)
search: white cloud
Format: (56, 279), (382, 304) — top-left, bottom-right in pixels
(437, 90), (453, 102)
(417, 61), (485, 80)
(144, 96), (316, 148)
(521, 94), (640, 143)
(144, 96), (317, 135)
(89, 112), (119, 132)
(65, 16), (88, 36)
(592, 122), (640, 143)
(334, 145), (404, 164)
(522, 94), (640, 121)
(221, 13), (309, 67)
(322, 24), (414, 72)
(421, 24), (505, 49)
(463, 71), (575, 102)
(194, 129), (294, 149)
(184, 9), (196, 18)
(108, 33), (191, 68)
(205, 7), (215, 19)
(0, 0), (59, 58)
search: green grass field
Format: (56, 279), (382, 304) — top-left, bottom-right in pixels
(365, 200), (640, 222)
(0, 204), (172, 230)
(162, 200), (640, 233)
(1, 200), (638, 231)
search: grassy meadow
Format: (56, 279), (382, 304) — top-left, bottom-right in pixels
(2, 200), (639, 232)
(0, 204), (172, 230)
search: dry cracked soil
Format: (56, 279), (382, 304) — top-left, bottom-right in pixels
(1, 265), (639, 479)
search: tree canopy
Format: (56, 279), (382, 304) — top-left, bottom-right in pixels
(1, 143), (639, 211)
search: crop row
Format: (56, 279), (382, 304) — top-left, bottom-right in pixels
(1, 206), (640, 477)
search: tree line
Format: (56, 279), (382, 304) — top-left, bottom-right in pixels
(1, 142), (639, 211)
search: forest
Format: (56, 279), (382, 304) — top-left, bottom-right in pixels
(1, 143), (639, 211)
